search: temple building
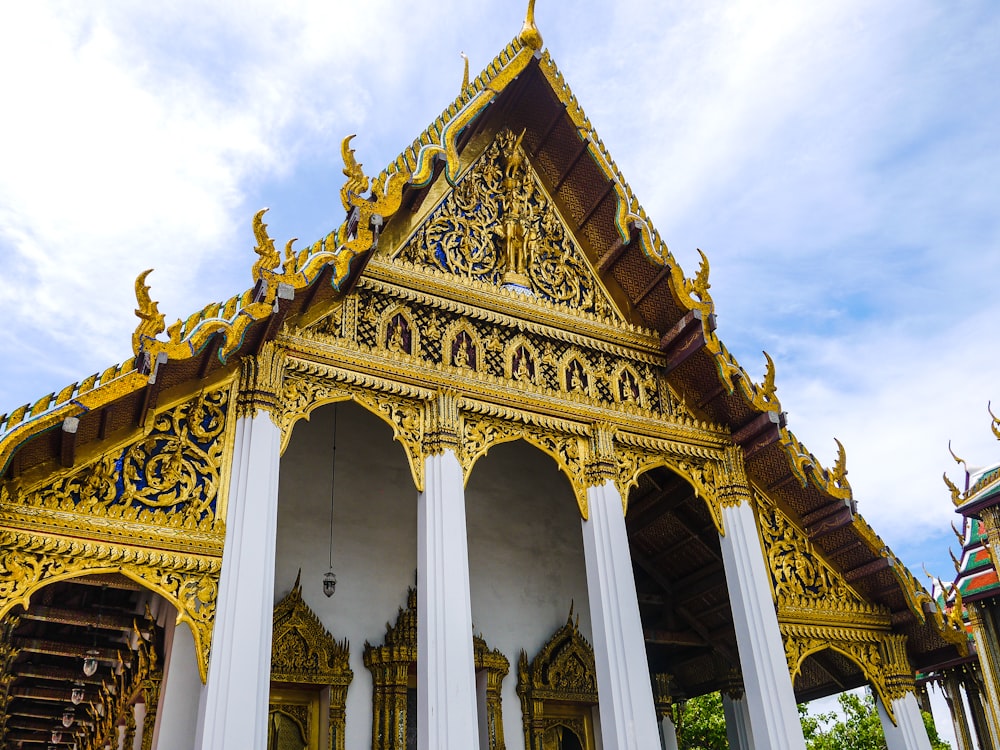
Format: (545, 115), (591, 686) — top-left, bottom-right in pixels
(922, 422), (1000, 750)
(0, 6), (969, 750)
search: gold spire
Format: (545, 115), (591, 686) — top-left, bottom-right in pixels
(461, 52), (470, 92)
(519, 0), (543, 51)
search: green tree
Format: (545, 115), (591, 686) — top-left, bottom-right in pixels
(802, 691), (950, 750)
(674, 692), (728, 750)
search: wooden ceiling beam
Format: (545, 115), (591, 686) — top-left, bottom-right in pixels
(21, 605), (138, 632)
(13, 638), (122, 662)
(530, 102), (567, 158)
(660, 309), (715, 374)
(577, 180), (615, 233)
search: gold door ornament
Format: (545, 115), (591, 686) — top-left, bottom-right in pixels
(363, 588), (509, 750)
(270, 572), (352, 750)
(517, 606), (599, 750)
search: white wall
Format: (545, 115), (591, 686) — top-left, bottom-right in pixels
(466, 441), (593, 750)
(276, 402), (418, 750)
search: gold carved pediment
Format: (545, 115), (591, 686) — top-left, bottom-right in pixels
(271, 572), (352, 686)
(391, 127), (621, 320)
(518, 605), (598, 705)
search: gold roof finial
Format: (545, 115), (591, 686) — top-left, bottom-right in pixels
(989, 401), (1000, 441)
(519, 0), (543, 51)
(461, 52), (470, 92)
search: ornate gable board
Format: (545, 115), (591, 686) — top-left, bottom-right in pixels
(0, 384), (237, 683)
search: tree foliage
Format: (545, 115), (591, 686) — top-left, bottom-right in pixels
(670, 689), (950, 750)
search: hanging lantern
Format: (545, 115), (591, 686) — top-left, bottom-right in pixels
(323, 570), (337, 598)
(51, 730), (62, 743)
(322, 407), (339, 598)
(82, 649), (99, 677)
(71, 683), (85, 705)
(62, 707), (75, 727)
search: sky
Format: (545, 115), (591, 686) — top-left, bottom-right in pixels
(1, 0), (998, 730)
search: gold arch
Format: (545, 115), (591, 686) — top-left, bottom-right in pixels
(0, 557), (217, 683)
(788, 639), (901, 725)
(460, 416), (589, 517)
(613, 451), (724, 533)
(278, 382), (426, 491)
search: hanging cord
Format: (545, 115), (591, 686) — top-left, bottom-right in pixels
(329, 407), (337, 570)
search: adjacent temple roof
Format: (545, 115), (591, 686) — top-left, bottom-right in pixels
(0, 4), (964, 668)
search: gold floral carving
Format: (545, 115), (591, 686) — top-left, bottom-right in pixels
(395, 128), (615, 317)
(517, 606), (598, 750)
(757, 503), (859, 605)
(7, 389), (230, 536)
(271, 573), (352, 750)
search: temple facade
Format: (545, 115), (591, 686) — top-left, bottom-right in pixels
(0, 6), (969, 750)
(923, 427), (1000, 750)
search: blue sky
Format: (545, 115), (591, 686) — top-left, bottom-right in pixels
(1, 0), (998, 624)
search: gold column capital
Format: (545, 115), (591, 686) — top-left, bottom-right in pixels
(422, 389), (461, 456)
(585, 422), (617, 487)
(236, 341), (286, 422)
(716, 445), (753, 509)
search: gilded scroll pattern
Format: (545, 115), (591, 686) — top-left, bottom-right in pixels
(9, 389), (229, 531)
(396, 128), (613, 317)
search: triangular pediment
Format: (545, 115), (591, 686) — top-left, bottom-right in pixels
(383, 127), (625, 323)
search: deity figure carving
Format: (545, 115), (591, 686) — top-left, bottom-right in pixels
(452, 331), (476, 370)
(387, 314), (411, 355)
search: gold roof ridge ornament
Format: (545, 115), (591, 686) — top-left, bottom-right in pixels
(989, 400), (1000, 441)
(519, 0), (543, 51)
(132, 269), (165, 356)
(461, 52), (470, 92)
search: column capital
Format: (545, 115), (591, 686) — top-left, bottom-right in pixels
(235, 341), (285, 422)
(717, 445), (753, 506)
(585, 423), (617, 486)
(422, 390), (461, 455)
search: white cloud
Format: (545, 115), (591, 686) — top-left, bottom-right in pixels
(1, 0), (998, 585)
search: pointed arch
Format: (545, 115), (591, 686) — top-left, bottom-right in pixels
(278, 379), (426, 491)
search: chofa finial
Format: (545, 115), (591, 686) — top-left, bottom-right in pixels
(519, 0), (543, 51)
(461, 52), (470, 92)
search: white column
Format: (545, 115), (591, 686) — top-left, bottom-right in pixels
(418, 449), (480, 750)
(658, 715), (679, 750)
(152, 620), (204, 750)
(723, 693), (756, 750)
(877, 692), (933, 750)
(131, 702), (146, 750)
(117, 723), (127, 750)
(719, 499), (805, 750)
(581, 480), (660, 750)
(197, 410), (282, 750)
